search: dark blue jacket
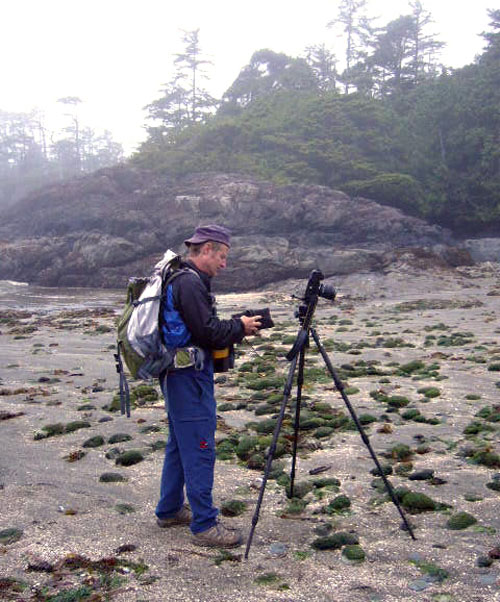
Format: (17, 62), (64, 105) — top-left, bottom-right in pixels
(162, 259), (244, 351)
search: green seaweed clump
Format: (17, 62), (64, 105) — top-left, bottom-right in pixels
(311, 531), (359, 550)
(401, 492), (436, 513)
(446, 511), (477, 530)
(41, 423), (65, 437)
(221, 500), (248, 517)
(325, 495), (351, 514)
(115, 503), (136, 514)
(0, 527), (23, 545)
(286, 480), (313, 499)
(389, 444), (412, 461)
(312, 477), (341, 489)
(235, 436), (258, 460)
(282, 498), (307, 515)
(115, 450), (144, 467)
(108, 433), (133, 444)
(472, 450), (500, 468)
(82, 435), (105, 448)
(463, 421), (495, 435)
(417, 386), (441, 398)
(313, 426), (335, 439)
(342, 545), (366, 561)
(216, 439), (236, 460)
(64, 420), (92, 433)
(387, 395), (410, 409)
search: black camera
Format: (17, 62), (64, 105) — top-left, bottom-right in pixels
(232, 307), (275, 330)
(304, 270), (336, 303)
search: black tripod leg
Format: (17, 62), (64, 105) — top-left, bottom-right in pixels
(244, 353), (299, 559)
(310, 327), (417, 541)
(289, 343), (306, 498)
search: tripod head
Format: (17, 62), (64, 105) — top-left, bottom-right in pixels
(287, 270), (336, 360)
(294, 269), (336, 324)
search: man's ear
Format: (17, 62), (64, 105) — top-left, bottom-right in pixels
(203, 242), (213, 254)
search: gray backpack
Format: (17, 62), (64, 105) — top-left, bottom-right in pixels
(115, 250), (197, 416)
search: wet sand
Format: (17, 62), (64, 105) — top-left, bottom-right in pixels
(0, 265), (499, 601)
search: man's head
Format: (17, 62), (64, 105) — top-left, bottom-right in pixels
(184, 224), (231, 278)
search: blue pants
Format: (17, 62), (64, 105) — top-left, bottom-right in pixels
(155, 362), (218, 534)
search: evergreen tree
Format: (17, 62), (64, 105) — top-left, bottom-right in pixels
(221, 49), (318, 111)
(408, 1), (445, 85)
(57, 96), (82, 172)
(304, 44), (338, 92)
(328, 0), (374, 93)
(145, 29), (216, 142)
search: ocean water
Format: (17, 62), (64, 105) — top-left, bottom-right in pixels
(0, 280), (124, 313)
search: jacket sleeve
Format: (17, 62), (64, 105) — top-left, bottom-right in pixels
(173, 272), (245, 349)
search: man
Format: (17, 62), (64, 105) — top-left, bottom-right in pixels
(155, 224), (261, 548)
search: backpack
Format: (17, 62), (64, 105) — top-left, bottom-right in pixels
(114, 249), (198, 417)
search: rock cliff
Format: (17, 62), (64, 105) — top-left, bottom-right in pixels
(0, 166), (471, 290)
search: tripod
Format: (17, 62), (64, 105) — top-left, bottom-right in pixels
(244, 271), (416, 559)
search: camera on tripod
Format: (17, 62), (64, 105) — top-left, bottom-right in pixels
(245, 269), (416, 558)
(303, 269), (336, 303)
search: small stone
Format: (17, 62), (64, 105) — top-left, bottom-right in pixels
(430, 477), (447, 486)
(314, 523), (333, 537)
(99, 472), (127, 483)
(488, 546), (500, 559)
(477, 555), (493, 567)
(269, 543), (288, 557)
(408, 579), (430, 591)
(105, 447), (123, 460)
(409, 469), (434, 481)
(478, 574), (497, 586)
(309, 465), (332, 475)
(115, 544), (137, 554)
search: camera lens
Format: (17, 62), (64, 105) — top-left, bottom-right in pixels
(319, 284), (336, 301)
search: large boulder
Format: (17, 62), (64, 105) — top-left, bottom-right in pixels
(0, 167), (469, 290)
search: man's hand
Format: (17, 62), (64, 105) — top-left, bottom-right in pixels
(240, 314), (262, 336)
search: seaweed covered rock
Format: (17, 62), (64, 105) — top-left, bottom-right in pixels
(220, 500), (248, 517)
(342, 545), (366, 561)
(325, 495), (351, 514)
(446, 512), (477, 530)
(311, 531), (359, 550)
(115, 450), (144, 467)
(401, 492), (436, 513)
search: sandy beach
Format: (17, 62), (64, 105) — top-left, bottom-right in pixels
(0, 265), (499, 601)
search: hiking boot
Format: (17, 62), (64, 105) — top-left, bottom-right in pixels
(157, 505), (192, 528)
(192, 522), (243, 549)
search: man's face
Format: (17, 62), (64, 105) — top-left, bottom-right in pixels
(202, 242), (229, 277)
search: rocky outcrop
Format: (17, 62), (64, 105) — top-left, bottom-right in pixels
(0, 166), (471, 290)
(463, 238), (500, 263)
